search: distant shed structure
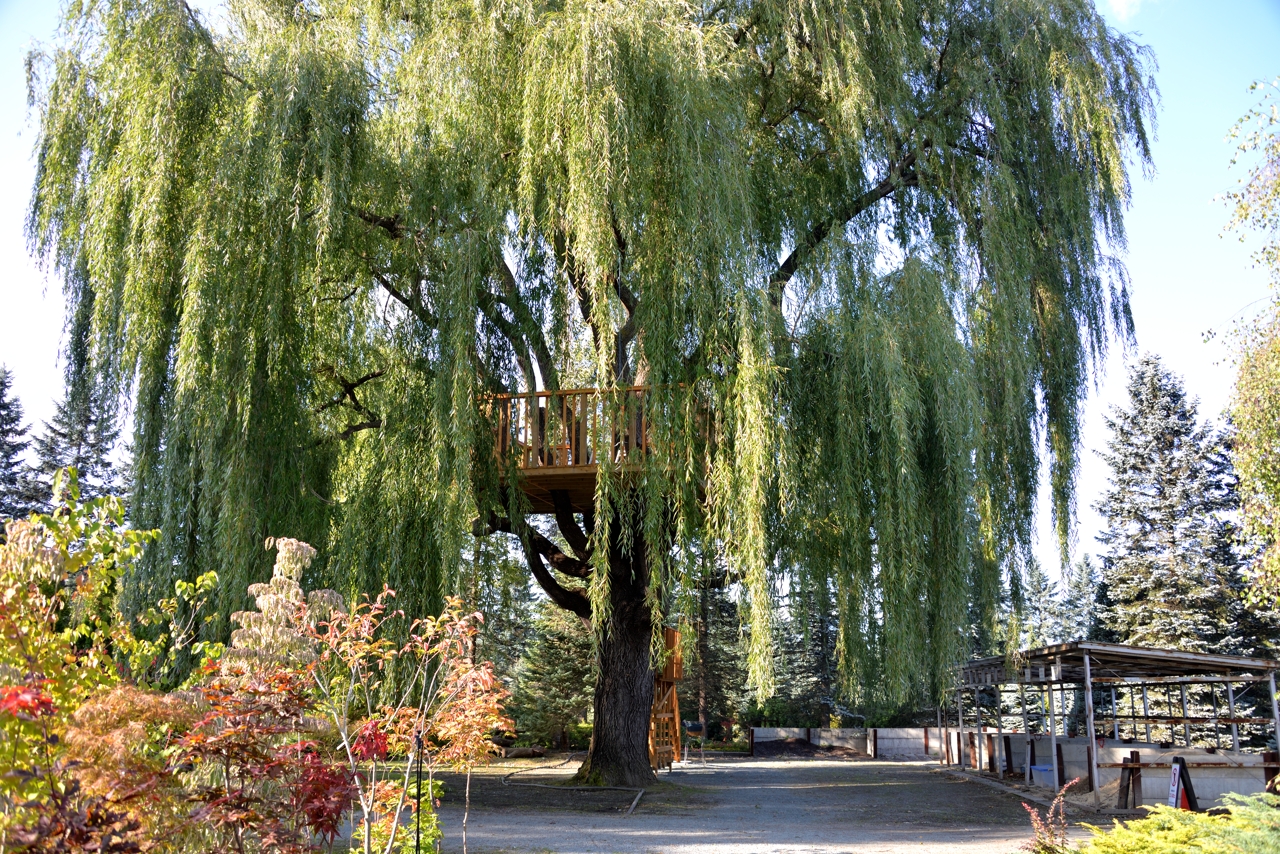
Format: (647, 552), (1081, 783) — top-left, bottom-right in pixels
(950, 642), (1280, 807)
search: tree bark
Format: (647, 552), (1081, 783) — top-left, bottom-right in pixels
(572, 505), (658, 788)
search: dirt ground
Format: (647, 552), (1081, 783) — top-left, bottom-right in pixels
(433, 755), (1091, 854)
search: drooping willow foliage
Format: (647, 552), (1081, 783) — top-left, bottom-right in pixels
(1228, 80), (1280, 607)
(28, 0), (1153, 703)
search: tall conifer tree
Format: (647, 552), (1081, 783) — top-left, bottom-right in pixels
(0, 366), (38, 521)
(1056, 554), (1101, 642)
(28, 262), (120, 507)
(511, 601), (597, 748)
(1021, 558), (1058, 648)
(29, 0), (1156, 784)
(1095, 356), (1271, 657)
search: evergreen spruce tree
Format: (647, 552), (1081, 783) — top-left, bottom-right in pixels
(1056, 554), (1100, 642)
(1095, 355), (1271, 657)
(511, 601), (596, 749)
(0, 366), (38, 521)
(467, 537), (539, 688)
(679, 583), (747, 741)
(28, 263), (119, 507)
(1021, 558), (1058, 648)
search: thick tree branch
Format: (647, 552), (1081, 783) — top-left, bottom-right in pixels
(768, 152), (919, 308)
(480, 513), (592, 618)
(522, 539), (592, 619)
(333, 418), (383, 441)
(353, 207), (406, 239)
(316, 368), (386, 415)
(551, 490), (592, 560)
(476, 289), (537, 392)
(372, 270), (437, 329)
(495, 259), (561, 392)
(313, 365), (385, 444)
(607, 208), (639, 384)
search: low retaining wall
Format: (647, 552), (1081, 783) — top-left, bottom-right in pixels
(750, 727), (868, 754)
(748, 727), (945, 758)
(751, 725), (1275, 805)
(869, 727), (945, 759)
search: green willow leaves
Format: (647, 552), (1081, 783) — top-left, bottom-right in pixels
(28, 0), (1153, 701)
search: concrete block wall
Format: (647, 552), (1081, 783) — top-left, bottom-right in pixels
(986, 735), (1274, 807)
(868, 727), (945, 759)
(752, 727), (811, 741)
(812, 728), (868, 751)
(750, 727), (869, 754)
(1095, 743), (1272, 808)
(752, 726), (1274, 805)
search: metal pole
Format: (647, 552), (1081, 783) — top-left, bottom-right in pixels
(957, 683), (965, 769)
(1270, 672), (1280, 762)
(1048, 681), (1060, 791)
(1228, 682), (1240, 751)
(1020, 685), (1032, 783)
(1084, 653), (1100, 806)
(1180, 684), (1191, 746)
(415, 730), (423, 854)
(1142, 686), (1151, 744)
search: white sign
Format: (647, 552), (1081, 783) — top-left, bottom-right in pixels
(1167, 761), (1181, 807)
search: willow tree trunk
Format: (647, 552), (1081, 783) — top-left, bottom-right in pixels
(574, 509), (657, 788)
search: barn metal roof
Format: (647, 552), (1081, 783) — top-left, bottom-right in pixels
(958, 641), (1280, 687)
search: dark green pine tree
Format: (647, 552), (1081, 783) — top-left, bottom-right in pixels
(29, 263), (120, 507)
(679, 581), (747, 740)
(0, 366), (39, 521)
(510, 600), (597, 749)
(1095, 355), (1275, 658)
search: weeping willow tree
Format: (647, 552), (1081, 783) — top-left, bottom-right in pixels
(28, 0), (1153, 785)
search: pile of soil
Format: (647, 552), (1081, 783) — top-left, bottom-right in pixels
(751, 737), (865, 760)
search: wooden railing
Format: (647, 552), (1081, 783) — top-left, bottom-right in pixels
(488, 386), (651, 470)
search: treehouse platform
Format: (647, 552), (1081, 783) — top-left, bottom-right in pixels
(489, 387), (651, 514)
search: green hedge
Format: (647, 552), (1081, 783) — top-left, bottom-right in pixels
(1083, 794), (1280, 854)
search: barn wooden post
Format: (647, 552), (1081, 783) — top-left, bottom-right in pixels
(1141, 686), (1152, 744)
(1048, 680), (1060, 791)
(1084, 652), (1100, 806)
(936, 706), (944, 765)
(974, 687), (984, 772)
(1180, 684), (1191, 747)
(1111, 687), (1120, 740)
(1020, 685), (1032, 783)
(1227, 682), (1239, 752)
(995, 685), (1006, 777)
(1270, 672), (1280, 763)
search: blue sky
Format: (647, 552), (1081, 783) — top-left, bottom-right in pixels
(0, 0), (1277, 579)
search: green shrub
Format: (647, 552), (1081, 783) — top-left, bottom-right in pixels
(1083, 794), (1280, 854)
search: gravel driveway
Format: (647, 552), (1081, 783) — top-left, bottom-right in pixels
(435, 757), (1060, 853)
